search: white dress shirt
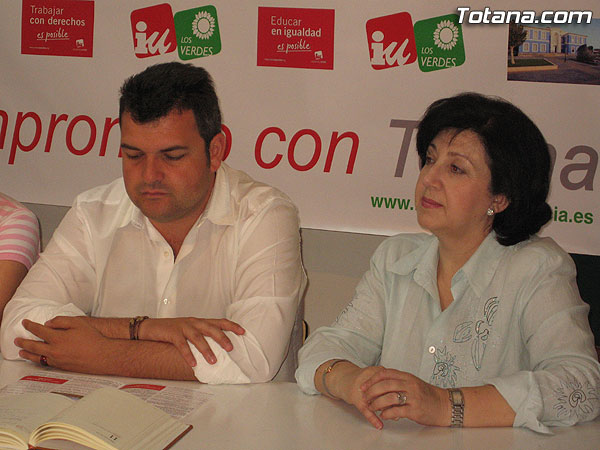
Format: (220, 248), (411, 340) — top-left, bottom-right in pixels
(296, 232), (600, 432)
(1, 164), (306, 384)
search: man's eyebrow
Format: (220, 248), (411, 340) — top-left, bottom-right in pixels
(120, 143), (188, 152)
(160, 146), (188, 153)
(120, 143), (140, 151)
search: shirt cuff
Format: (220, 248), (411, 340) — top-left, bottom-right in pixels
(190, 338), (251, 384)
(486, 372), (552, 434)
(2, 303), (85, 360)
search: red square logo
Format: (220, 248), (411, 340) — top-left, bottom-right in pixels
(130, 3), (176, 58)
(21, 0), (94, 57)
(257, 7), (335, 70)
(366, 12), (417, 69)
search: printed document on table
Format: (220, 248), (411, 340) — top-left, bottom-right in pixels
(0, 371), (212, 419)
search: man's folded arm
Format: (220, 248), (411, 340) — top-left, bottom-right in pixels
(191, 201), (306, 383)
(15, 318), (196, 380)
(1, 204), (97, 359)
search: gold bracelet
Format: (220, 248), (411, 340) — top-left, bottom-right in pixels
(321, 359), (346, 399)
(129, 316), (149, 340)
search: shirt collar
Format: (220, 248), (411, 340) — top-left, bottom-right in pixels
(458, 231), (506, 297)
(387, 231), (507, 297)
(126, 163), (235, 231)
(203, 163), (235, 226)
(389, 235), (437, 275)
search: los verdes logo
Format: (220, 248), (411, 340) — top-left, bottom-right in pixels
(130, 4), (221, 60)
(414, 14), (465, 72)
(174, 5), (221, 60)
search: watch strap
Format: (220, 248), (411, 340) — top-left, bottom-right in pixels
(448, 388), (464, 428)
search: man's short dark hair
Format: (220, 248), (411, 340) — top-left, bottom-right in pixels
(416, 92), (552, 246)
(119, 62), (222, 148)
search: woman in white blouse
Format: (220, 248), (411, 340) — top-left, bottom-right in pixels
(295, 93), (600, 432)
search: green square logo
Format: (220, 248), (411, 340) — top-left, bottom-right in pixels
(174, 5), (221, 60)
(414, 14), (465, 72)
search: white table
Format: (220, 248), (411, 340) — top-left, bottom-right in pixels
(1, 358), (599, 449)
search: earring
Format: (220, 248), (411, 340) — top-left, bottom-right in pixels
(486, 207), (494, 216)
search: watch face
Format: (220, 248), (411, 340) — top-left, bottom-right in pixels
(450, 389), (464, 405)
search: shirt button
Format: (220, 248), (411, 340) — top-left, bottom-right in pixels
(163, 298), (170, 305)
(163, 251), (170, 258)
(428, 346), (436, 354)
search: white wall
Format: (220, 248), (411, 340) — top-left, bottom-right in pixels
(23, 202), (386, 333)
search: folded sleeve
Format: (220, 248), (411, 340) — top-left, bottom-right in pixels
(192, 200), (306, 384)
(486, 245), (600, 433)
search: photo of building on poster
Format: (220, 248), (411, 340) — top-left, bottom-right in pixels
(507, 18), (600, 85)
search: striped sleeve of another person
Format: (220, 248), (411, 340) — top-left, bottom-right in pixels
(0, 193), (41, 269)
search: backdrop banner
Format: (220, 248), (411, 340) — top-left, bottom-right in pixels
(1, 0), (599, 254)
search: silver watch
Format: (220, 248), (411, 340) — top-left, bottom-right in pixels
(448, 388), (464, 427)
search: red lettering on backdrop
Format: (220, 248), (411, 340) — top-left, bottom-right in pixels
(257, 7), (335, 70)
(255, 127), (285, 169)
(21, 0), (94, 58)
(288, 129), (321, 171)
(254, 126), (359, 174)
(45, 114), (69, 152)
(324, 131), (359, 174)
(0, 110), (8, 146)
(66, 115), (96, 155)
(98, 118), (120, 157)
(9, 112), (42, 165)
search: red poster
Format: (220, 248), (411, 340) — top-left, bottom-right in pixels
(257, 7), (335, 70)
(21, 0), (94, 57)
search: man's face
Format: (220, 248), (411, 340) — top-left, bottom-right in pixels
(120, 109), (223, 230)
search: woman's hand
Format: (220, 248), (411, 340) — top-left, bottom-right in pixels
(360, 368), (449, 427)
(138, 317), (245, 367)
(317, 361), (387, 429)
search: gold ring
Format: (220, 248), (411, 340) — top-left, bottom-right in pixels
(40, 355), (49, 367)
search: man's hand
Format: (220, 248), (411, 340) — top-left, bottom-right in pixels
(15, 318), (113, 374)
(138, 318), (245, 367)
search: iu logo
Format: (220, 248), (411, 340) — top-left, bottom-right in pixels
(366, 12), (417, 69)
(130, 3), (176, 58)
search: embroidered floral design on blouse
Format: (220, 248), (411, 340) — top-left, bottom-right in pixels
(430, 346), (459, 387)
(452, 296), (499, 370)
(553, 377), (600, 420)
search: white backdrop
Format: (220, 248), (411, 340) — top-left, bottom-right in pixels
(1, 0), (599, 254)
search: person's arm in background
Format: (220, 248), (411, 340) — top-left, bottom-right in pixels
(0, 261), (29, 323)
(0, 200), (40, 323)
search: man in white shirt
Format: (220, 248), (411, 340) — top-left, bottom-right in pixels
(1, 62), (306, 384)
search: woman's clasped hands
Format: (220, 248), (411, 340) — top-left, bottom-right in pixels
(334, 364), (450, 429)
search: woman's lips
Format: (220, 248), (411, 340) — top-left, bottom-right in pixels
(421, 196), (442, 208)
